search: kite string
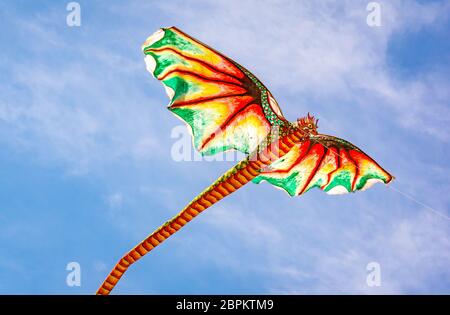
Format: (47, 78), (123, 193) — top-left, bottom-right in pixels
(312, 137), (450, 222)
(386, 185), (450, 221)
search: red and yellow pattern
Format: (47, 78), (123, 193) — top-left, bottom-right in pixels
(142, 27), (289, 155)
(253, 134), (393, 196)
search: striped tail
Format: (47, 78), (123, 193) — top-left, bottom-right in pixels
(96, 129), (303, 295)
(96, 158), (263, 295)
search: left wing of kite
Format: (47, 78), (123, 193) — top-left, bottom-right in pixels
(142, 27), (289, 156)
(253, 134), (393, 196)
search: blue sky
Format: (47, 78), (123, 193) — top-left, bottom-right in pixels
(0, 0), (449, 294)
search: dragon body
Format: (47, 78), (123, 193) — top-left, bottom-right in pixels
(97, 27), (393, 294)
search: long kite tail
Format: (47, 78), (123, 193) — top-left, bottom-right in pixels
(96, 129), (303, 295)
(96, 158), (263, 295)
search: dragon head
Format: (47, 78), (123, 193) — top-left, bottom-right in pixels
(297, 113), (319, 135)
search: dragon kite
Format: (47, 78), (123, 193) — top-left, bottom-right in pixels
(97, 27), (393, 295)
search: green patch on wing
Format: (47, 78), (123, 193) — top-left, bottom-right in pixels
(253, 172), (303, 197)
(170, 106), (246, 155)
(162, 76), (200, 104)
(147, 28), (202, 54)
(171, 106), (213, 149)
(356, 173), (387, 190)
(146, 51), (189, 78)
(323, 170), (352, 193)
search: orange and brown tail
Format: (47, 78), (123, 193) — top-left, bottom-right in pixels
(96, 158), (263, 295)
(96, 130), (303, 295)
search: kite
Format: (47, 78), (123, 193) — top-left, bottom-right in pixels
(96, 27), (393, 295)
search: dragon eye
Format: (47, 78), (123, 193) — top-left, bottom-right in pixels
(308, 123), (313, 128)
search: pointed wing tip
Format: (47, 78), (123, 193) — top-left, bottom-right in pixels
(387, 174), (395, 183)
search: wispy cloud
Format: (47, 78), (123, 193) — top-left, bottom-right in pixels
(0, 9), (164, 174)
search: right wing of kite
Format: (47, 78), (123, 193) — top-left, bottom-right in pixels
(253, 134), (394, 196)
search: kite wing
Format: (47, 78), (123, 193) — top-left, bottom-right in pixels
(252, 134), (393, 196)
(142, 27), (289, 155)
